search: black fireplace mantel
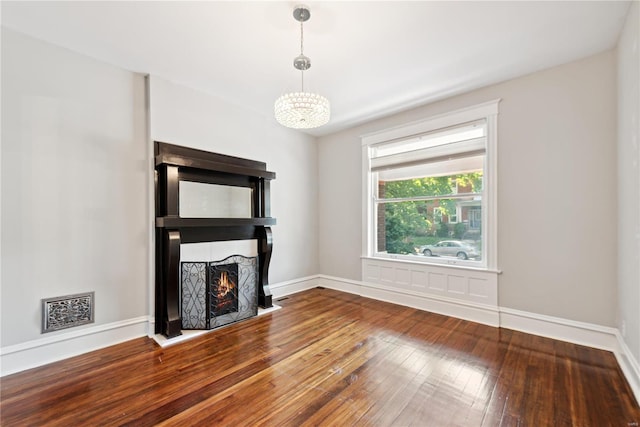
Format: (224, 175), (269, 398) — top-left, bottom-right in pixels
(154, 141), (276, 338)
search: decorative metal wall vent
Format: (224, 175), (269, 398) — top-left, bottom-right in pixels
(42, 292), (95, 333)
(181, 255), (258, 330)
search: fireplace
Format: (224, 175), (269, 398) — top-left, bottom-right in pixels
(181, 255), (258, 330)
(155, 141), (275, 338)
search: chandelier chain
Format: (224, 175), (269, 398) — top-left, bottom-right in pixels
(300, 21), (305, 92)
(300, 21), (304, 56)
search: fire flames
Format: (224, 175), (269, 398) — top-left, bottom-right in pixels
(218, 271), (234, 297)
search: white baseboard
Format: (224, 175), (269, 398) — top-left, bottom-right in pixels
(319, 274), (620, 352)
(317, 274), (500, 327)
(499, 306), (640, 404)
(614, 331), (640, 405)
(270, 275), (319, 299)
(317, 274), (639, 403)
(0, 316), (149, 377)
(0, 275), (320, 377)
(499, 307), (618, 351)
(3, 274), (638, 406)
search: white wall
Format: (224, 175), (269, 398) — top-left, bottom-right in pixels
(1, 29), (148, 349)
(617, 0), (640, 369)
(0, 13), (628, 378)
(0, 29), (319, 375)
(317, 125), (363, 281)
(149, 76), (319, 284)
(318, 50), (618, 327)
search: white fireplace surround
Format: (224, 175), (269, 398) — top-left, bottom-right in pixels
(180, 240), (258, 262)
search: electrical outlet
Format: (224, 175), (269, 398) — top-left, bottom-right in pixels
(621, 320), (627, 338)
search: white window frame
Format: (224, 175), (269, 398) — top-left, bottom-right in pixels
(433, 207), (443, 223)
(449, 206), (460, 224)
(361, 100), (500, 271)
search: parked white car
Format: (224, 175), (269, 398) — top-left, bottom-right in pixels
(419, 240), (479, 260)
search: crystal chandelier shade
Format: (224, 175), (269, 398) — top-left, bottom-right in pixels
(274, 92), (330, 129)
(274, 5), (330, 129)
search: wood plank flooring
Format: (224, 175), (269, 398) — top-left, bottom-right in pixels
(1, 288), (639, 426)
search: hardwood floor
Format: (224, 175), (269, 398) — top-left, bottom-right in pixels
(1, 288), (639, 426)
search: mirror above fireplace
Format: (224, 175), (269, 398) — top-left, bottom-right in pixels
(179, 181), (253, 218)
(154, 141), (276, 338)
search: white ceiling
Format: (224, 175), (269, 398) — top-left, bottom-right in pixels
(1, 1), (631, 136)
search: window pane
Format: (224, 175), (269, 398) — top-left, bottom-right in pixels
(376, 195), (482, 262)
(378, 167), (483, 199)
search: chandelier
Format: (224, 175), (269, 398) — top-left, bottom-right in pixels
(274, 5), (330, 129)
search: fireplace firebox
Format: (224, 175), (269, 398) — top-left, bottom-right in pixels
(180, 255), (258, 330)
(210, 263), (238, 317)
(155, 142), (276, 338)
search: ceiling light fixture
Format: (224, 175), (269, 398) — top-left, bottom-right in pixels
(274, 5), (330, 129)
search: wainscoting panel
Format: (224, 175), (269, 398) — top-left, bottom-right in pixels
(428, 272), (446, 291)
(410, 270), (427, 291)
(362, 257), (498, 307)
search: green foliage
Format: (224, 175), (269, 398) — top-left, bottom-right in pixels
(383, 201), (428, 254)
(437, 222), (450, 237)
(384, 176), (450, 198)
(383, 172), (482, 218)
(453, 222), (466, 239)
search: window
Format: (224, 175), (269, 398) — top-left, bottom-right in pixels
(433, 207), (443, 223)
(448, 206), (460, 224)
(362, 100), (499, 269)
